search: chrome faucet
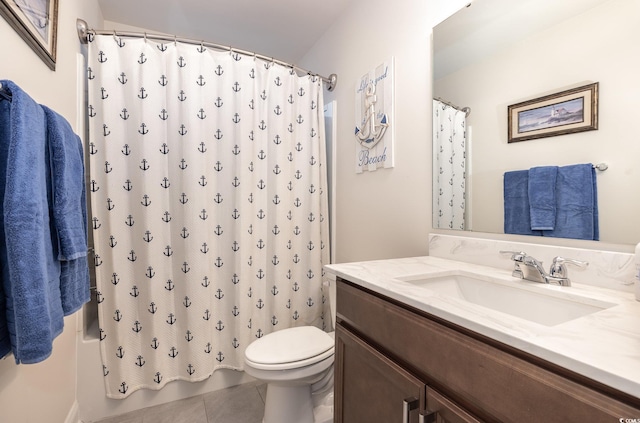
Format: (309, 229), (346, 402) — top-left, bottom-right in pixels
(500, 251), (588, 287)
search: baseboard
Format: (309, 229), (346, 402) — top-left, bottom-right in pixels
(64, 400), (80, 423)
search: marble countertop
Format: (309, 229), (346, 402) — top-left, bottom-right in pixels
(325, 256), (640, 399)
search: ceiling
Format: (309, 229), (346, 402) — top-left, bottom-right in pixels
(97, 0), (353, 64)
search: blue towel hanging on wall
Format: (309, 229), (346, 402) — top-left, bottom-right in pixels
(0, 80), (89, 363)
(42, 105), (90, 315)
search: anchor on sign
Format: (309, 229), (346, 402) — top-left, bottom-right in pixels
(355, 80), (389, 149)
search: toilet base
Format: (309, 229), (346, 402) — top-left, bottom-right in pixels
(312, 390), (334, 423)
(263, 383), (314, 423)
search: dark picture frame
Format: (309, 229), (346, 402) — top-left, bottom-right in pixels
(508, 82), (598, 143)
(0, 0), (58, 70)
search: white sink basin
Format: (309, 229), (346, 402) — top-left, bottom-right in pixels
(396, 272), (617, 326)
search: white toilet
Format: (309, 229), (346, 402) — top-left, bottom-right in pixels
(244, 280), (336, 423)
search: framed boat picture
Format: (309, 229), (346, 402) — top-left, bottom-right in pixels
(507, 83), (598, 143)
(0, 0), (58, 70)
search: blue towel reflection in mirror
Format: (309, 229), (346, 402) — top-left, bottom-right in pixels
(504, 163), (599, 241)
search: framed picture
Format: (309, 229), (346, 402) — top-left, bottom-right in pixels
(507, 82), (598, 143)
(0, 0), (58, 70)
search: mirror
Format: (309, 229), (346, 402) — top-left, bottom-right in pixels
(432, 0), (640, 245)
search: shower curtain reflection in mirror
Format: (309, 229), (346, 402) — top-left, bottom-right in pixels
(433, 99), (468, 230)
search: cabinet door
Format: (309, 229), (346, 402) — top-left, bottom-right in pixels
(423, 388), (481, 423)
(335, 325), (426, 423)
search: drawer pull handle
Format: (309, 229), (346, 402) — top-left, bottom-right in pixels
(403, 397), (419, 423)
(419, 410), (437, 423)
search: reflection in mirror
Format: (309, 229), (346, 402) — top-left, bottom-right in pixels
(432, 0), (640, 245)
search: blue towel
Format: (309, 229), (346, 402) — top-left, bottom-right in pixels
(503, 170), (543, 236)
(0, 95), (11, 359)
(0, 80), (64, 363)
(543, 164), (599, 240)
(43, 105), (88, 260)
(59, 258), (90, 315)
(42, 105), (90, 315)
(528, 166), (558, 230)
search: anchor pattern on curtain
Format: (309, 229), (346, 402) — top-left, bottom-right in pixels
(87, 34), (329, 398)
(433, 100), (467, 230)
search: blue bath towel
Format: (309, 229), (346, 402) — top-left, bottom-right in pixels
(528, 166), (558, 230)
(503, 170), (543, 236)
(543, 164), (599, 240)
(42, 105), (90, 315)
(0, 80), (64, 363)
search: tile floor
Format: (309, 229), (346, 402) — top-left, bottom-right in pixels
(93, 381), (267, 423)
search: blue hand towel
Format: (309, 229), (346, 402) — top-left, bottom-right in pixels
(42, 105), (88, 260)
(528, 166), (558, 230)
(504, 170), (542, 236)
(59, 258), (90, 315)
(543, 164), (598, 240)
(42, 105), (90, 315)
(0, 80), (64, 363)
(0, 96), (11, 359)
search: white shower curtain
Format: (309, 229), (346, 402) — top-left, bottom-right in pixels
(433, 99), (467, 230)
(87, 34), (329, 398)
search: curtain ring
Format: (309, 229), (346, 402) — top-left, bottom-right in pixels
(144, 32), (147, 43)
(112, 30), (117, 43)
(174, 35), (177, 46)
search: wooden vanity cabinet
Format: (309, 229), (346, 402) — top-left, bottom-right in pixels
(335, 325), (426, 423)
(334, 278), (640, 423)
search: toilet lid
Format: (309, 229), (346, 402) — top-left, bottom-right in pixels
(245, 326), (334, 365)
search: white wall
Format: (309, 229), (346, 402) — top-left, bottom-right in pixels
(300, 0), (469, 263)
(0, 1), (103, 422)
(435, 0), (640, 245)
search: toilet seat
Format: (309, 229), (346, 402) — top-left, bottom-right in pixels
(245, 326), (335, 371)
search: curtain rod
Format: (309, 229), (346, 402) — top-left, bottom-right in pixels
(434, 97), (470, 117)
(76, 19), (337, 92)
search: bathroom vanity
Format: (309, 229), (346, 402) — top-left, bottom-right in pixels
(327, 256), (640, 422)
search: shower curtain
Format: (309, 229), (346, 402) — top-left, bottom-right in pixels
(433, 99), (467, 230)
(87, 34), (329, 398)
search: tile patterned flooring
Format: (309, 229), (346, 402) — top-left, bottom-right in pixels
(93, 381), (267, 423)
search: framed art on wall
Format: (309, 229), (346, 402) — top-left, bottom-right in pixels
(354, 57), (395, 173)
(508, 82), (598, 143)
(0, 0), (58, 70)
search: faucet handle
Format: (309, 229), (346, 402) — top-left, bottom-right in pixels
(549, 256), (589, 279)
(500, 251), (527, 279)
(500, 250), (527, 262)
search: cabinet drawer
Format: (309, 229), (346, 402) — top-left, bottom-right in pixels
(337, 279), (640, 423)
